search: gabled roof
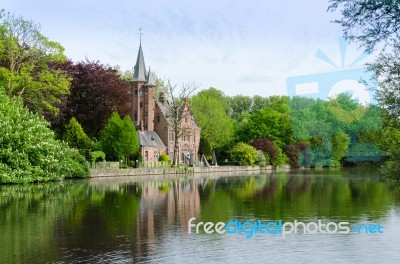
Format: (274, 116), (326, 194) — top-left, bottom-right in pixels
(156, 101), (170, 117)
(137, 131), (166, 148)
(133, 44), (147, 82)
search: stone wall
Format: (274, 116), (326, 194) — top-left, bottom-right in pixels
(90, 165), (290, 178)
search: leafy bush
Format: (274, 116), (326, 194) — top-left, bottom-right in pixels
(90, 151), (106, 162)
(250, 138), (277, 161)
(381, 161), (400, 181)
(230, 142), (258, 166)
(274, 146), (289, 166)
(62, 150), (90, 178)
(250, 137), (287, 165)
(0, 91), (89, 183)
(158, 153), (171, 162)
(255, 150), (267, 167)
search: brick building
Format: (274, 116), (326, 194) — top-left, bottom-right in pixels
(131, 42), (200, 163)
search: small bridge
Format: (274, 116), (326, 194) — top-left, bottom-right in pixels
(346, 151), (390, 162)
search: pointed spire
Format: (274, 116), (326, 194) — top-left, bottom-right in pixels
(133, 42), (147, 82)
(146, 67), (156, 86)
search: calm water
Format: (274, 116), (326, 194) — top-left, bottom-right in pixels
(1, 169), (400, 263)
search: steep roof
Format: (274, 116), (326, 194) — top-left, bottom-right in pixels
(137, 131), (166, 148)
(133, 44), (147, 82)
(146, 68), (156, 86)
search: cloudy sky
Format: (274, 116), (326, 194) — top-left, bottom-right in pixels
(3, 0), (375, 97)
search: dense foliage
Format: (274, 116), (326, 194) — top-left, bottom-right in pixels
(230, 143), (258, 166)
(0, 10), (70, 117)
(52, 60), (131, 137)
(329, 0), (400, 179)
(0, 91), (89, 183)
(190, 89), (234, 155)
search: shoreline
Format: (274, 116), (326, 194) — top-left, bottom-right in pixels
(90, 165), (291, 178)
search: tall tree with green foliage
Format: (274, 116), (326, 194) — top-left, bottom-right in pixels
(190, 92), (234, 154)
(328, 0), (400, 177)
(99, 112), (139, 161)
(228, 95), (252, 119)
(235, 107), (292, 147)
(64, 117), (90, 149)
(196, 87), (230, 114)
(0, 10), (70, 117)
(0, 89), (88, 183)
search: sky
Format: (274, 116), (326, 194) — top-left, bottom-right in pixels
(2, 0), (376, 97)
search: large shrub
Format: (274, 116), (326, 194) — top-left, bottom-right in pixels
(0, 91), (89, 183)
(158, 153), (171, 162)
(230, 143), (258, 166)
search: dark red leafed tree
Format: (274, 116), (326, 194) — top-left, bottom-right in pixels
(250, 137), (278, 164)
(284, 141), (309, 168)
(51, 59), (131, 137)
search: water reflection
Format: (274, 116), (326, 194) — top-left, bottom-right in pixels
(0, 170), (399, 263)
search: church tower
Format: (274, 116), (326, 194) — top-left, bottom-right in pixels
(131, 42), (155, 131)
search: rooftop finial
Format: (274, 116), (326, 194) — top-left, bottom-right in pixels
(139, 27), (143, 45)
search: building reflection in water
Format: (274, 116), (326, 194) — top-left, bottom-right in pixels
(134, 179), (201, 260)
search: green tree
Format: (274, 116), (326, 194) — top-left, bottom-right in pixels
(228, 95), (252, 119)
(328, 0), (400, 176)
(0, 89), (88, 183)
(190, 93), (234, 151)
(99, 112), (139, 161)
(0, 10), (70, 117)
(229, 142), (258, 166)
(235, 108), (292, 147)
(64, 117), (90, 149)
(331, 132), (350, 166)
(196, 87), (230, 114)
(328, 0), (400, 51)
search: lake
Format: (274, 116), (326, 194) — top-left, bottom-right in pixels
(1, 169), (399, 263)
